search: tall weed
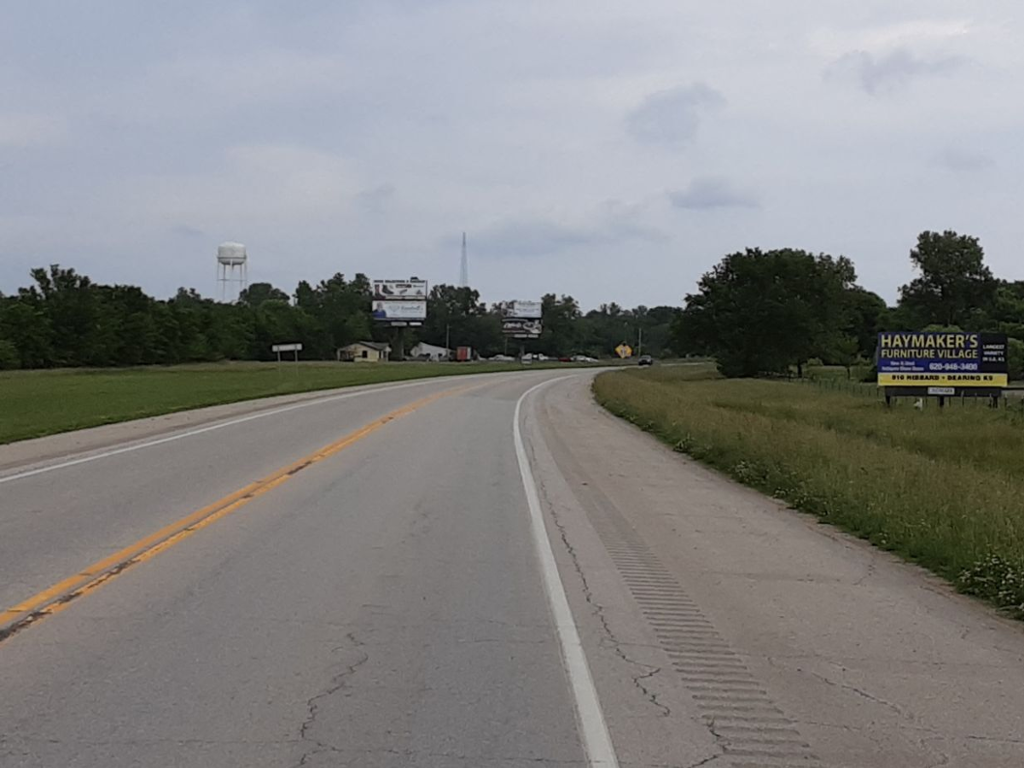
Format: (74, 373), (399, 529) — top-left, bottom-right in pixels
(594, 369), (1024, 617)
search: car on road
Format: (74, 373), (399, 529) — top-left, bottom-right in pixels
(638, 355), (654, 366)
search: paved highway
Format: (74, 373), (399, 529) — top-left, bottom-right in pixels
(1, 370), (1023, 767)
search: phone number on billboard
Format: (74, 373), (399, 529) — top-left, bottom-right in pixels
(927, 363), (980, 372)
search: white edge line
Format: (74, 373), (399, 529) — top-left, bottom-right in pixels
(0, 372), (515, 486)
(513, 376), (620, 768)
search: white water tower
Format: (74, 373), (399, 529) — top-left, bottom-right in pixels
(216, 242), (248, 302)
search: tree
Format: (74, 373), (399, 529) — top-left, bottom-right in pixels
(898, 231), (996, 328)
(674, 248), (858, 377)
(822, 333), (861, 379)
(0, 298), (53, 368)
(420, 284), (502, 355)
(172, 287), (207, 307)
(841, 287), (887, 358)
(21, 265), (107, 366)
(537, 294), (581, 357)
(239, 282), (290, 307)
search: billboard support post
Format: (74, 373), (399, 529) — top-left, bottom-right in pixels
(391, 326), (406, 361)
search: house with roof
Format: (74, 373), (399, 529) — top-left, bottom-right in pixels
(337, 341), (392, 362)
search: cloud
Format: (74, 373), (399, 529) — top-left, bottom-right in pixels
(810, 19), (974, 57)
(0, 113), (65, 147)
(169, 224), (207, 239)
(122, 143), (358, 229)
(827, 48), (964, 94)
(470, 205), (666, 259)
(161, 49), (349, 106)
(356, 183), (397, 214)
(668, 177), (759, 210)
(935, 147), (994, 172)
(3, 2), (1024, 310)
(626, 83), (725, 147)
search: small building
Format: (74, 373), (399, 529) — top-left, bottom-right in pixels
(409, 342), (451, 362)
(337, 341), (391, 362)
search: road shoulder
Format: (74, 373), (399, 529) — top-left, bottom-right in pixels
(529, 375), (1024, 768)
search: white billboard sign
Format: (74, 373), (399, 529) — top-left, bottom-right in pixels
(373, 279), (428, 301)
(271, 343), (303, 353)
(373, 300), (427, 321)
(509, 300), (542, 319)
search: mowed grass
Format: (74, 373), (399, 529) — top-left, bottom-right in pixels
(0, 360), (585, 445)
(594, 365), (1024, 616)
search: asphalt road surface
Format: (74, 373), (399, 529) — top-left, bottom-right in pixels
(1, 370), (1023, 767)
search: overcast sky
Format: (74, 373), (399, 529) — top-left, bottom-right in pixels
(2, 1), (1022, 309)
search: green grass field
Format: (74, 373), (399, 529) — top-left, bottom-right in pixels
(0, 360), (588, 445)
(594, 365), (1024, 617)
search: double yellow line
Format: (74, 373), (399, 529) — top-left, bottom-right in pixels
(0, 383), (471, 644)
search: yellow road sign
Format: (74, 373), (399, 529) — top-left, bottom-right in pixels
(615, 343), (633, 359)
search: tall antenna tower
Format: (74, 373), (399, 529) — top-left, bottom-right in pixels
(459, 231), (469, 287)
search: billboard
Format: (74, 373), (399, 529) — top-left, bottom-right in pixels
(877, 332), (1008, 388)
(372, 300), (427, 321)
(503, 299), (543, 338)
(508, 300), (542, 320)
(372, 279), (428, 324)
(502, 318), (542, 339)
(373, 279), (427, 301)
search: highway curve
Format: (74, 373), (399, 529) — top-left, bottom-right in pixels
(1, 370), (1023, 767)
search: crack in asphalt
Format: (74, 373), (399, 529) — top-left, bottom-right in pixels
(796, 661), (914, 722)
(919, 735), (954, 768)
(293, 631), (370, 767)
(537, 471), (672, 719)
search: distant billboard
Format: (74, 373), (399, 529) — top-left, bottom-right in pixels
(372, 300), (427, 322)
(877, 332), (1008, 388)
(372, 279), (428, 324)
(502, 318), (542, 339)
(508, 300), (542, 320)
(373, 279), (427, 301)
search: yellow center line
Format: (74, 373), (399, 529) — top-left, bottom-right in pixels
(0, 382), (476, 643)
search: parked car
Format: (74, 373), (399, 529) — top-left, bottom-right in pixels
(638, 355), (654, 366)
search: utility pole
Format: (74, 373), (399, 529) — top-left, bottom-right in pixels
(445, 322), (451, 360)
(638, 327), (643, 356)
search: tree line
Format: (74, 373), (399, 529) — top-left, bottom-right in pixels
(0, 267), (677, 369)
(673, 230), (1024, 379)
(5, 229), (1008, 374)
